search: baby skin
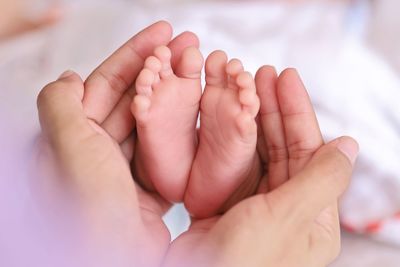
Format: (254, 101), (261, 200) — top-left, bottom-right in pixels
(132, 47), (261, 218)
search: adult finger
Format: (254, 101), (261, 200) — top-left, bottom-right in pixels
(37, 71), (92, 147)
(101, 31), (200, 143)
(169, 31), (200, 69)
(255, 65), (289, 190)
(83, 21), (173, 125)
(277, 68), (324, 176)
(37, 70), (142, 220)
(267, 136), (358, 221)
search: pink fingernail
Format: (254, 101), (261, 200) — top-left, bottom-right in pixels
(337, 137), (359, 165)
(58, 70), (74, 79)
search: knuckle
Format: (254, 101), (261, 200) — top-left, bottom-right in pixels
(37, 81), (59, 107)
(87, 69), (130, 95)
(287, 139), (318, 159)
(318, 150), (352, 191)
(267, 145), (288, 162)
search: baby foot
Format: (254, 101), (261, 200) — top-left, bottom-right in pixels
(131, 45), (203, 202)
(185, 51), (262, 218)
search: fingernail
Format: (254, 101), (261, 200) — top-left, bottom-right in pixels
(58, 70), (75, 79)
(337, 137), (359, 165)
(261, 65), (277, 75)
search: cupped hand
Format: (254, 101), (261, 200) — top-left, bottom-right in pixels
(161, 67), (359, 267)
(35, 21), (199, 267)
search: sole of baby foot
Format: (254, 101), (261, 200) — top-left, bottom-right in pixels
(185, 51), (261, 218)
(131, 45), (203, 203)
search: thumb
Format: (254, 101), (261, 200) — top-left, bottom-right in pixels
(37, 71), (91, 146)
(268, 136), (359, 221)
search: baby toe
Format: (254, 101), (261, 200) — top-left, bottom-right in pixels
(131, 94), (151, 124)
(226, 59), (244, 76)
(237, 72), (259, 117)
(226, 59), (245, 90)
(205, 50), (228, 88)
(175, 46), (204, 79)
(136, 69), (155, 97)
(144, 56), (162, 83)
(154, 46), (173, 78)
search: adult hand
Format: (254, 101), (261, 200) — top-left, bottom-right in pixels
(35, 21), (199, 267)
(162, 68), (358, 267)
